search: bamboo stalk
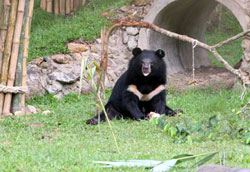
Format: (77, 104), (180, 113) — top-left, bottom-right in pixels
(65, 0), (70, 14)
(0, 0), (3, 24)
(81, 0), (86, 6)
(73, 0), (78, 11)
(59, 0), (65, 15)
(12, 0), (29, 113)
(46, 0), (52, 13)
(40, 0), (46, 11)
(0, 0), (18, 115)
(54, 0), (59, 15)
(21, 0), (34, 112)
(0, 0), (11, 78)
(3, 0), (26, 114)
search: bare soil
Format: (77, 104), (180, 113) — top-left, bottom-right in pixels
(167, 67), (237, 91)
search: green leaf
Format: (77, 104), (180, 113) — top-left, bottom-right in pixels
(152, 159), (177, 172)
(189, 152), (218, 169)
(172, 154), (195, 164)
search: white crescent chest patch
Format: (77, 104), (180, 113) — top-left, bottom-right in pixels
(127, 84), (165, 101)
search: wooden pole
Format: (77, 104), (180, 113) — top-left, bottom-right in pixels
(46, 0), (52, 13)
(0, 0), (18, 115)
(70, 0), (73, 12)
(59, 0), (65, 15)
(3, 0), (26, 114)
(21, 0), (34, 112)
(65, 0), (70, 14)
(54, 0), (59, 15)
(12, 0), (29, 113)
(73, 0), (78, 11)
(0, 0), (11, 79)
(40, 0), (46, 11)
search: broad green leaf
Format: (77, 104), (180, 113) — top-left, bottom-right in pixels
(152, 159), (177, 172)
(172, 154), (195, 164)
(94, 160), (162, 168)
(189, 152), (218, 169)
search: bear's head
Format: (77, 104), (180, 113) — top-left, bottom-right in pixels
(130, 47), (166, 77)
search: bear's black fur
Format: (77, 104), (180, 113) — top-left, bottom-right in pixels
(86, 48), (179, 125)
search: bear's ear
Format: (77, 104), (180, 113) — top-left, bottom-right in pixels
(155, 49), (165, 58)
(132, 47), (142, 56)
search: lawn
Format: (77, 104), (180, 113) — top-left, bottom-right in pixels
(0, 1), (249, 171)
(0, 90), (249, 171)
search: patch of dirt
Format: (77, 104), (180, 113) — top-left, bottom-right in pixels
(167, 67), (237, 90)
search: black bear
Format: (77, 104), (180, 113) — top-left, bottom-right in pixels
(86, 48), (181, 125)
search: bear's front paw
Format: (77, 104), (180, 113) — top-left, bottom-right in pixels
(86, 118), (98, 125)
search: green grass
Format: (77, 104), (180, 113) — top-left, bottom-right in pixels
(206, 7), (243, 67)
(0, 90), (249, 171)
(29, 0), (132, 61)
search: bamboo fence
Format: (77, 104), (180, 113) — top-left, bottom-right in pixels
(40, 0), (86, 16)
(0, 0), (34, 115)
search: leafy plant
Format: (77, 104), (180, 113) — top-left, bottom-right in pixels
(152, 111), (250, 145)
(94, 151), (219, 171)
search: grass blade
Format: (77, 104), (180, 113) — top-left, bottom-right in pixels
(152, 159), (177, 172)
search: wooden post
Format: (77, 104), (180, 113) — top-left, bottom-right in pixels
(65, 0), (70, 14)
(54, 0), (59, 15)
(70, 0), (73, 12)
(73, 0), (78, 11)
(40, 0), (46, 11)
(46, 0), (52, 13)
(59, 0), (65, 15)
(0, 0), (18, 115)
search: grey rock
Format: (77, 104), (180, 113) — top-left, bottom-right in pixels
(49, 72), (80, 84)
(127, 36), (138, 50)
(196, 164), (250, 172)
(126, 27), (139, 35)
(51, 54), (71, 64)
(122, 31), (129, 44)
(45, 80), (63, 94)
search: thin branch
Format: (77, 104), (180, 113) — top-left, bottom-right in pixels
(212, 29), (250, 49)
